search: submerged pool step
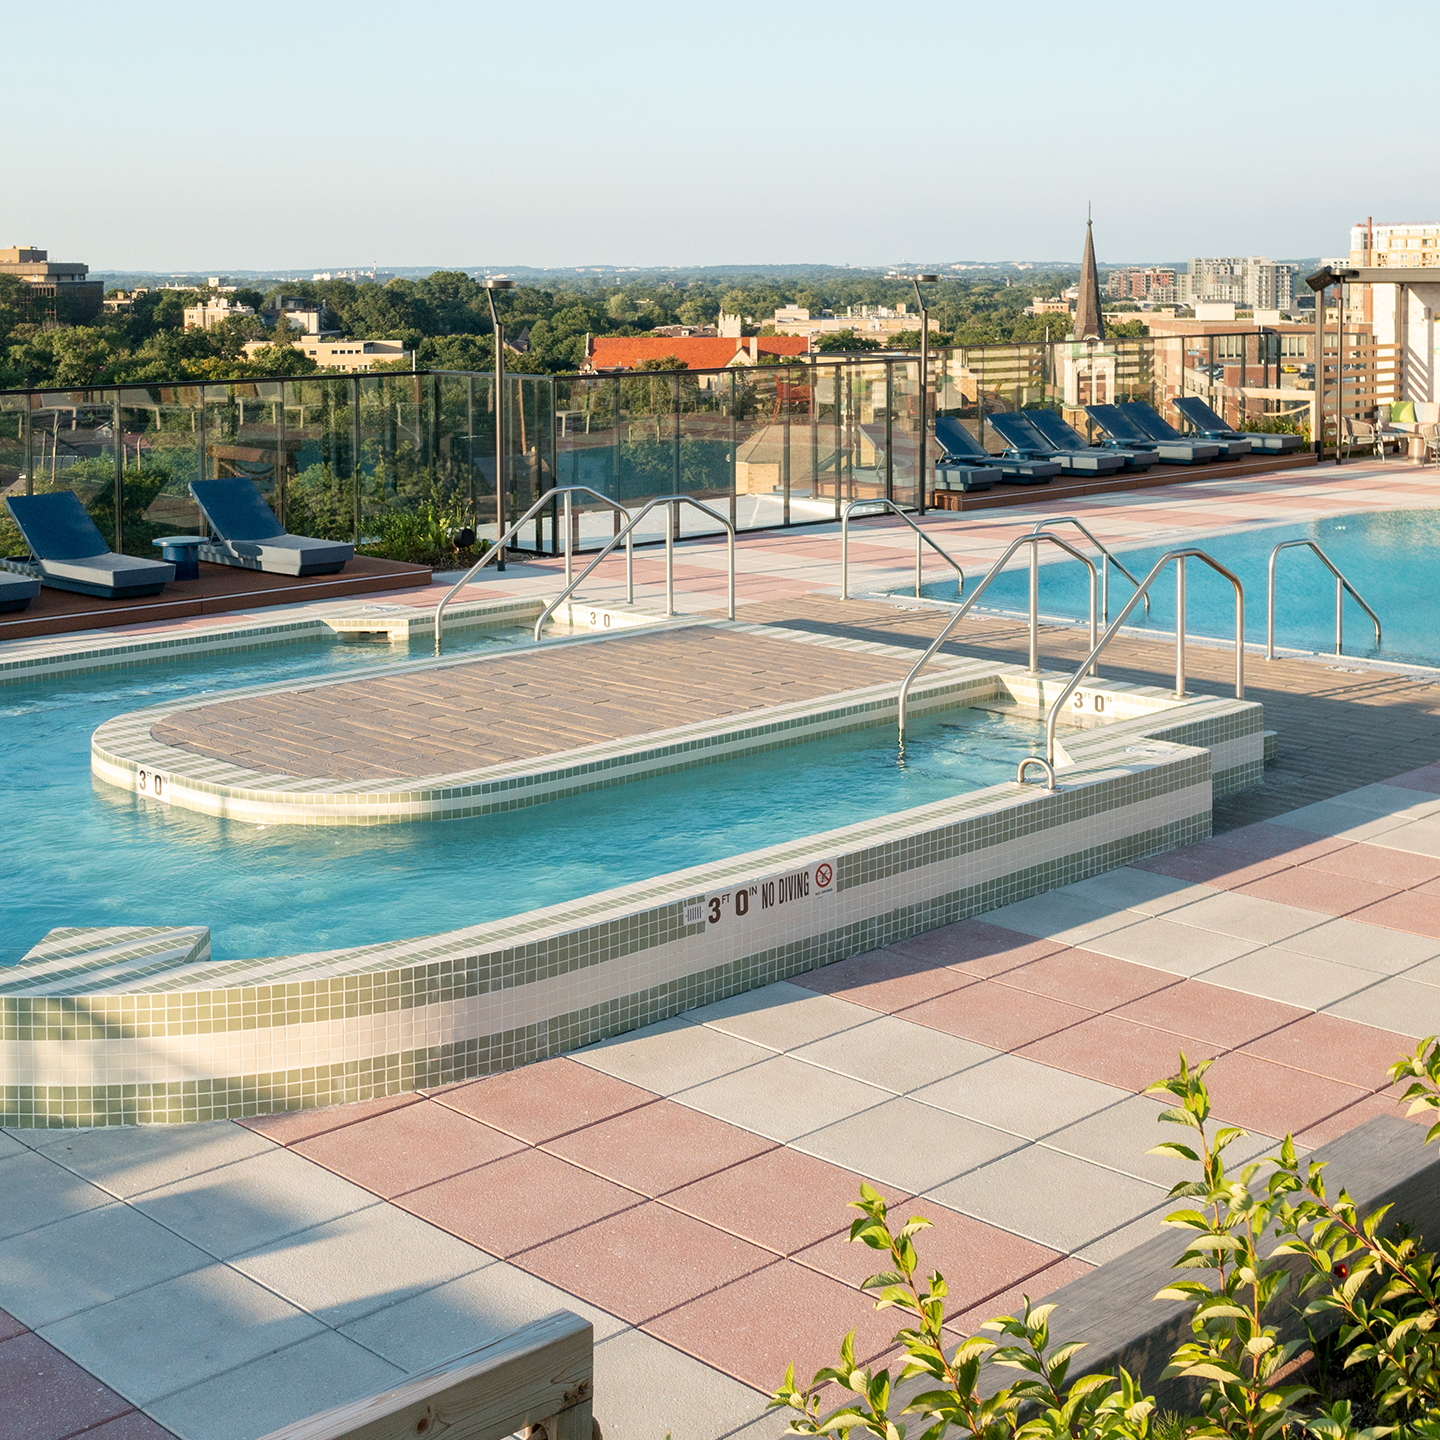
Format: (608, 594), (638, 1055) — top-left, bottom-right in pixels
(322, 596), (663, 643)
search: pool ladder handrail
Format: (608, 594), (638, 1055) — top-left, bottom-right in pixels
(840, 498), (964, 600)
(532, 494), (736, 641)
(1029, 516), (1150, 624)
(897, 532), (1100, 744)
(434, 485), (633, 654)
(1265, 539), (1380, 660)
(1026, 548), (1246, 793)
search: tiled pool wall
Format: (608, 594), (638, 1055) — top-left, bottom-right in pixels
(3, 677), (1259, 1126)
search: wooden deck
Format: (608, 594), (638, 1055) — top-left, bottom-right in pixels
(0, 556), (432, 641)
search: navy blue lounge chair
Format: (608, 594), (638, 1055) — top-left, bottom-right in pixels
(0, 568), (40, 612)
(1021, 408), (1156, 472)
(1172, 396), (1304, 454)
(934, 416), (1059, 485)
(987, 412), (1125, 476)
(1085, 405), (1220, 465)
(1121, 401), (1251, 459)
(191, 478), (354, 577)
(4, 491), (174, 598)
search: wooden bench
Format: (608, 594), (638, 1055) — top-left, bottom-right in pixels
(258, 1310), (597, 1440)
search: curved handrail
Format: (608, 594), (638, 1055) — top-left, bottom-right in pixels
(1017, 755), (1058, 790)
(1042, 548), (1245, 772)
(434, 485), (631, 654)
(840, 498), (964, 600)
(532, 494), (736, 641)
(1030, 516), (1150, 622)
(897, 532), (1098, 743)
(1266, 539), (1380, 659)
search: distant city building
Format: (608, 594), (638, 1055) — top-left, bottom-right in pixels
(0, 245), (104, 324)
(183, 297), (256, 330)
(242, 337), (406, 372)
(1349, 220), (1440, 268)
(768, 304), (935, 341)
(267, 296), (338, 337)
(102, 288), (150, 314)
(1026, 296), (1071, 316)
(584, 335), (811, 371)
(1184, 257), (1297, 312)
(312, 267), (395, 284)
(1106, 267), (1176, 301)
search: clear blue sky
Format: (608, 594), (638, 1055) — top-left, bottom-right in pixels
(17, 0), (1429, 273)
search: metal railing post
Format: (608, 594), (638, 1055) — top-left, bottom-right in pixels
(665, 499), (675, 617)
(1266, 538), (1380, 660)
(1175, 557), (1186, 698)
(839, 498), (964, 601)
(563, 490), (573, 590)
(1028, 542), (1040, 674)
(915, 525), (923, 599)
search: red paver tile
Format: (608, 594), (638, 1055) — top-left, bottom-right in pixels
(901, 981), (1090, 1052)
(1349, 891), (1440, 940)
(1109, 979), (1307, 1048)
(794, 1202), (1065, 1315)
(664, 1147), (906, 1256)
(428, 1058), (657, 1143)
(1132, 846), (1293, 888)
(1211, 824), (1352, 864)
(542, 1099), (775, 1197)
(1234, 869), (1401, 917)
(0, 1309), (26, 1343)
(1303, 844), (1440, 889)
(1017, 1013), (1206, 1093)
(1289, 1094), (1405, 1148)
(0, 1333), (133, 1440)
(996, 949), (1177, 1012)
(234, 1092), (423, 1146)
(1243, 1012), (1419, 1094)
(519, 1201), (775, 1324)
(1200, 1051), (1372, 1139)
(643, 1259), (899, 1390)
(894, 920), (1068, 979)
(293, 1098), (524, 1198)
(396, 1148), (642, 1258)
(948, 1255), (1095, 1335)
(793, 947), (974, 1012)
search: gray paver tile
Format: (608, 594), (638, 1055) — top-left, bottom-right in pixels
(230, 1203), (490, 1328)
(983, 892), (1137, 946)
(1078, 916), (1261, 976)
(911, 1054), (1129, 1140)
(1269, 801), (1412, 841)
(596, 1327), (781, 1440)
(339, 1261), (627, 1371)
(0, 1130), (32, 1160)
(0, 1201), (212, 1328)
(1073, 1202), (1175, 1266)
(147, 1330), (405, 1440)
(1278, 918), (1440, 973)
(35, 1121), (275, 1199)
(1201, 949), (1376, 1010)
(571, 1017), (771, 1095)
(926, 1145), (1166, 1255)
(1166, 892), (1326, 945)
(674, 1055), (890, 1143)
(1326, 976), (1440, 1035)
(793, 1096), (1023, 1194)
(1326, 784), (1440, 819)
(39, 1262), (325, 1406)
(0, 1151), (114, 1242)
(130, 1148), (379, 1260)
(1371, 819), (1440, 859)
(790, 1015), (996, 1094)
(1059, 868), (1216, 916)
(690, 982), (875, 1052)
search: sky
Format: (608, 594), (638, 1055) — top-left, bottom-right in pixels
(14, 0), (1435, 274)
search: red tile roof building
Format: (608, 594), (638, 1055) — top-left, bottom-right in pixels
(585, 334), (811, 372)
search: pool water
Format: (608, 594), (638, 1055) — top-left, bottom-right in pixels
(917, 508), (1440, 668)
(1, 638), (1044, 963)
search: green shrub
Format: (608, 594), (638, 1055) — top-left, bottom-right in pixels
(357, 502), (488, 569)
(772, 1040), (1440, 1440)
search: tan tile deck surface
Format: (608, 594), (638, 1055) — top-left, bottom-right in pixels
(149, 627), (916, 781)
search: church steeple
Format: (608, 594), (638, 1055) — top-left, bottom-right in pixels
(1074, 206), (1104, 342)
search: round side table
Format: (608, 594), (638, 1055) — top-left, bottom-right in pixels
(152, 535), (204, 581)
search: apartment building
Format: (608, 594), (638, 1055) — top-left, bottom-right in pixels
(1106, 267), (1175, 301)
(240, 337), (406, 372)
(1184, 257), (1297, 311)
(183, 297), (256, 330)
(1349, 221), (1440, 267)
(0, 245), (104, 323)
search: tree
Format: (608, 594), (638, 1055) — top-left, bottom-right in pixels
(813, 330), (881, 353)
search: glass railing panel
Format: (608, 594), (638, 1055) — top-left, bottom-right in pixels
(281, 377), (356, 541)
(733, 367), (785, 531)
(614, 366), (681, 544)
(543, 374), (619, 555)
(783, 362), (835, 523)
(0, 394), (26, 558)
(674, 366), (732, 537)
(888, 357), (921, 510)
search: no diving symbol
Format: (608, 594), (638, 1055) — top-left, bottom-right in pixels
(816, 863), (833, 889)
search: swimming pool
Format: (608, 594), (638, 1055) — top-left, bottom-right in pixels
(916, 507), (1440, 668)
(2, 639), (1044, 962)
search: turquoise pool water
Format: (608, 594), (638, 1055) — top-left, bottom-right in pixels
(916, 507), (1440, 668)
(1, 637), (1042, 964)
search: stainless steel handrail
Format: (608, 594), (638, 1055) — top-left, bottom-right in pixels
(840, 498), (964, 600)
(897, 533), (1098, 743)
(433, 485), (632, 654)
(1033, 548), (1245, 790)
(531, 494), (736, 641)
(1266, 539), (1380, 659)
(1030, 516), (1150, 623)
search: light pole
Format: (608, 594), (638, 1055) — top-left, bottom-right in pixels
(890, 273), (939, 512)
(484, 278), (517, 570)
